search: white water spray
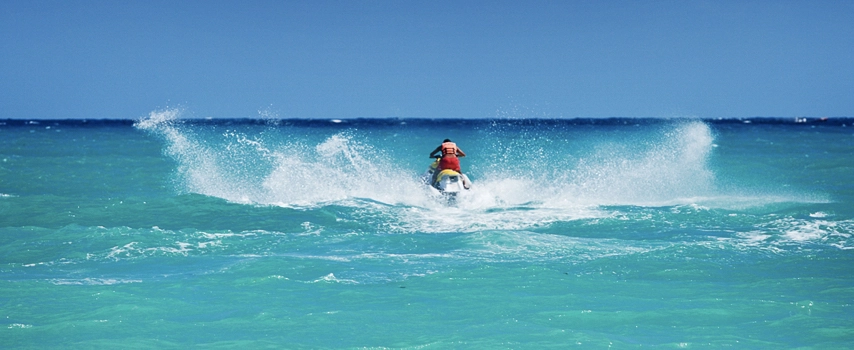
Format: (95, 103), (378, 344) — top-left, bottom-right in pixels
(136, 110), (432, 207)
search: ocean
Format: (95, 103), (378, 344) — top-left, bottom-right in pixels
(2, 110), (853, 348)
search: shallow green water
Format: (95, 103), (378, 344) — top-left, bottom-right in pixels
(2, 115), (853, 348)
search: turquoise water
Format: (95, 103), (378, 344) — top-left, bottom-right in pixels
(2, 112), (854, 348)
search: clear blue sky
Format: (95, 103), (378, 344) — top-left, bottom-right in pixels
(2, 0), (852, 119)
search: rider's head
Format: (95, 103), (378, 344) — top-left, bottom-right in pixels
(443, 139), (452, 143)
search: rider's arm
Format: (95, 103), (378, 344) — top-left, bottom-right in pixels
(456, 148), (466, 157)
(429, 145), (442, 158)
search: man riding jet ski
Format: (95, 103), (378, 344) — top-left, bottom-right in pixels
(423, 139), (471, 196)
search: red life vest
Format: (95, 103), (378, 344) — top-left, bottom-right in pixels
(441, 142), (457, 157)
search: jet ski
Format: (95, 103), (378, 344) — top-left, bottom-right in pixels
(421, 158), (471, 201)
